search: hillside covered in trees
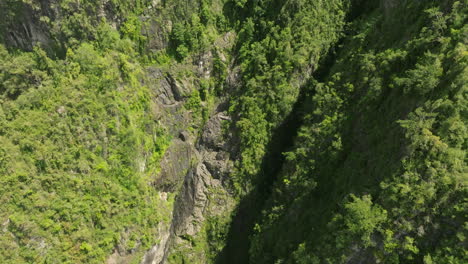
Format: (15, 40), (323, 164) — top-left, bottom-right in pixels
(0, 0), (466, 263)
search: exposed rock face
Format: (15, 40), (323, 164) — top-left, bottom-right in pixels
(144, 66), (201, 194)
(140, 222), (171, 264)
(145, 67), (192, 134)
(200, 114), (233, 180)
(142, 16), (171, 52)
(160, 111), (236, 263)
(1, 1), (55, 51)
(1, 0), (145, 52)
(154, 139), (193, 192)
(141, 103), (236, 264)
(142, 53), (236, 264)
(144, 66), (200, 193)
(139, 65), (198, 264)
(141, 31), (237, 264)
(147, 67), (181, 105)
(173, 163), (212, 238)
(175, 112), (235, 233)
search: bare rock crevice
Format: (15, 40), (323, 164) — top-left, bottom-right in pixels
(141, 106), (236, 264)
(159, 110), (236, 263)
(141, 31), (237, 264)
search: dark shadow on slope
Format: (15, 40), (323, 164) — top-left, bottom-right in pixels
(215, 85), (308, 264)
(214, 2), (400, 262)
(214, 28), (351, 261)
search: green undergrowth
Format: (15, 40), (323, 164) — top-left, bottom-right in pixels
(0, 0), (234, 262)
(0, 17), (171, 264)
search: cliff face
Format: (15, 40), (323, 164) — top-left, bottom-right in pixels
(141, 32), (238, 264)
(0, 0), (53, 50)
(132, 39), (234, 264)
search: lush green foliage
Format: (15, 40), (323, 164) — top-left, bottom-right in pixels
(166, 0), (229, 61)
(249, 1), (467, 263)
(0, 0), (232, 262)
(1, 0), (467, 263)
(229, 0), (348, 190)
(0, 1), (174, 262)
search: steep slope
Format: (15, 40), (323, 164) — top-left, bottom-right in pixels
(0, 0), (230, 263)
(0, 0), (466, 264)
(163, 1), (350, 263)
(248, 0), (467, 263)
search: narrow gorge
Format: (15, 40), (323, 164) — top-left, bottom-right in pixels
(0, 1), (466, 264)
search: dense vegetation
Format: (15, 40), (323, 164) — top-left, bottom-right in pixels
(0, 0), (230, 263)
(0, 1), (173, 263)
(0, 0), (466, 263)
(228, 0), (348, 191)
(247, 0), (467, 263)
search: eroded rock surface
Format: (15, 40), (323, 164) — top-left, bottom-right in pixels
(158, 110), (236, 263)
(141, 32), (237, 264)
